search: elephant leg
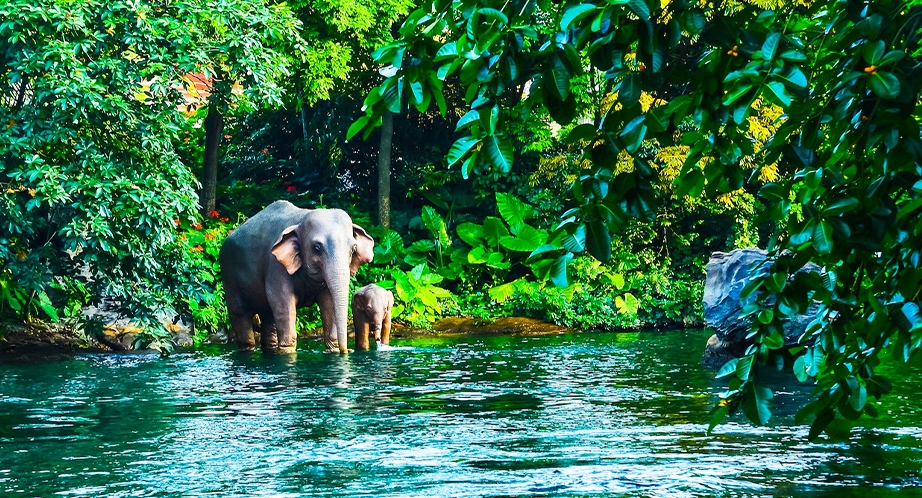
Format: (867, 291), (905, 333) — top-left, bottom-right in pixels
(354, 313), (370, 351)
(317, 289), (340, 352)
(381, 313), (392, 346)
(229, 312), (257, 351)
(270, 296), (298, 354)
(259, 316), (279, 350)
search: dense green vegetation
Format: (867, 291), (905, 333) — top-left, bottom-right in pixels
(3, 0), (921, 440)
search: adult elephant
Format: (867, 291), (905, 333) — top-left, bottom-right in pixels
(219, 200), (374, 353)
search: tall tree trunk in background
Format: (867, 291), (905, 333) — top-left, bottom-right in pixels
(201, 101), (224, 215)
(377, 110), (393, 228)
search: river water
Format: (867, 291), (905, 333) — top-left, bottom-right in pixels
(1, 328), (921, 496)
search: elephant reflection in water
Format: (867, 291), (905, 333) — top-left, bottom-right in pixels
(351, 283), (393, 351)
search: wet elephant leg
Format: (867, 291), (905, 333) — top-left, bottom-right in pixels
(230, 311), (257, 351)
(317, 290), (340, 352)
(381, 312), (392, 346)
(271, 296), (298, 354)
(354, 312), (370, 351)
(259, 315), (279, 350)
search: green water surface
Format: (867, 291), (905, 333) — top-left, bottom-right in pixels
(1, 329), (921, 497)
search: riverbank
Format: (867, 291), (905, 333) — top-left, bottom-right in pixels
(0, 316), (576, 358)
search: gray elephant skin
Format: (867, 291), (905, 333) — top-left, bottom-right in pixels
(352, 283), (394, 350)
(219, 200), (374, 353)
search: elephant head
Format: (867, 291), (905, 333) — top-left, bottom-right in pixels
(270, 209), (374, 353)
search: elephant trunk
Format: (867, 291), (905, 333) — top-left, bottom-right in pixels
(324, 258), (352, 354)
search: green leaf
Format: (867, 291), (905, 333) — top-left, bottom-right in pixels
(447, 136), (479, 167)
(435, 41), (458, 61)
(626, 0), (650, 20)
(761, 32), (780, 61)
(457, 222), (484, 247)
(421, 206), (449, 245)
(496, 192), (535, 233)
(619, 72), (640, 107)
(483, 216), (510, 246)
(346, 114), (370, 140)
(868, 71), (900, 99)
(742, 382), (774, 425)
(716, 358), (740, 378)
(765, 81), (792, 107)
(565, 123), (597, 144)
(456, 109), (480, 131)
(825, 197), (859, 216)
(586, 219), (612, 261)
(813, 220), (833, 254)
(560, 4), (597, 30)
(482, 134), (513, 172)
(863, 40), (885, 65)
(763, 331), (784, 349)
(549, 253), (573, 287)
(478, 8), (508, 25)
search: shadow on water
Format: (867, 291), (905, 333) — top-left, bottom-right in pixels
(2, 328), (922, 496)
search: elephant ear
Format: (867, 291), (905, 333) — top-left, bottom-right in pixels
(271, 225), (302, 275)
(350, 224), (375, 275)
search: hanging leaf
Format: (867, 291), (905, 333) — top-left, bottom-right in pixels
(456, 109), (480, 131)
(447, 136), (479, 167)
(586, 219), (611, 261)
(560, 4), (597, 30)
(482, 134), (513, 172)
(868, 71), (900, 99)
(549, 253), (573, 287)
(761, 32), (780, 61)
(813, 220), (833, 254)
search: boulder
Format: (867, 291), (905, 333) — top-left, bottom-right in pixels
(701, 248), (820, 367)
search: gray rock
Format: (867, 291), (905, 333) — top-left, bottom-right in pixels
(702, 248), (820, 367)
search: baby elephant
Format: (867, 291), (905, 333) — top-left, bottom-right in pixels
(352, 284), (394, 350)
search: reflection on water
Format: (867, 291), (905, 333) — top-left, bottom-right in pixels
(1, 329), (922, 496)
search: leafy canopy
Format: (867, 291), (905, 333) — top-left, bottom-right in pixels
(352, 0), (922, 438)
(0, 0), (301, 336)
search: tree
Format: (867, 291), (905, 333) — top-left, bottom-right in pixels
(183, 0), (304, 215)
(0, 0), (301, 338)
(351, 0), (922, 438)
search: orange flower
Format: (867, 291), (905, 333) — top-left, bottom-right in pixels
(174, 219), (181, 225)
(192, 245), (204, 252)
(220, 217), (230, 222)
(204, 232), (215, 240)
(207, 210), (220, 218)
(179, 234), (186, 240)
(193, 222), (202, 230)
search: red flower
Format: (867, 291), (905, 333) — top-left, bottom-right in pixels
(220, 217), (230, 222)
(193, 222), (202, 230)
(207, 210), (220, 218)
(287, 186), (297, 193)
(261, 149), (269, 155)
(223, 134), (232, 140)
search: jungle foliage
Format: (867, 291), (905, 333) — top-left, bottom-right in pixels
(1, 0), (900, 441)
(350, 0), (922, 438)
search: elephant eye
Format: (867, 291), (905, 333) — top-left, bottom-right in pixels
(312, 242), (323, 254)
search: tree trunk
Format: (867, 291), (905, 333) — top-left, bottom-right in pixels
(377, 110), (393, 228)
(201, 102), (224, 216)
